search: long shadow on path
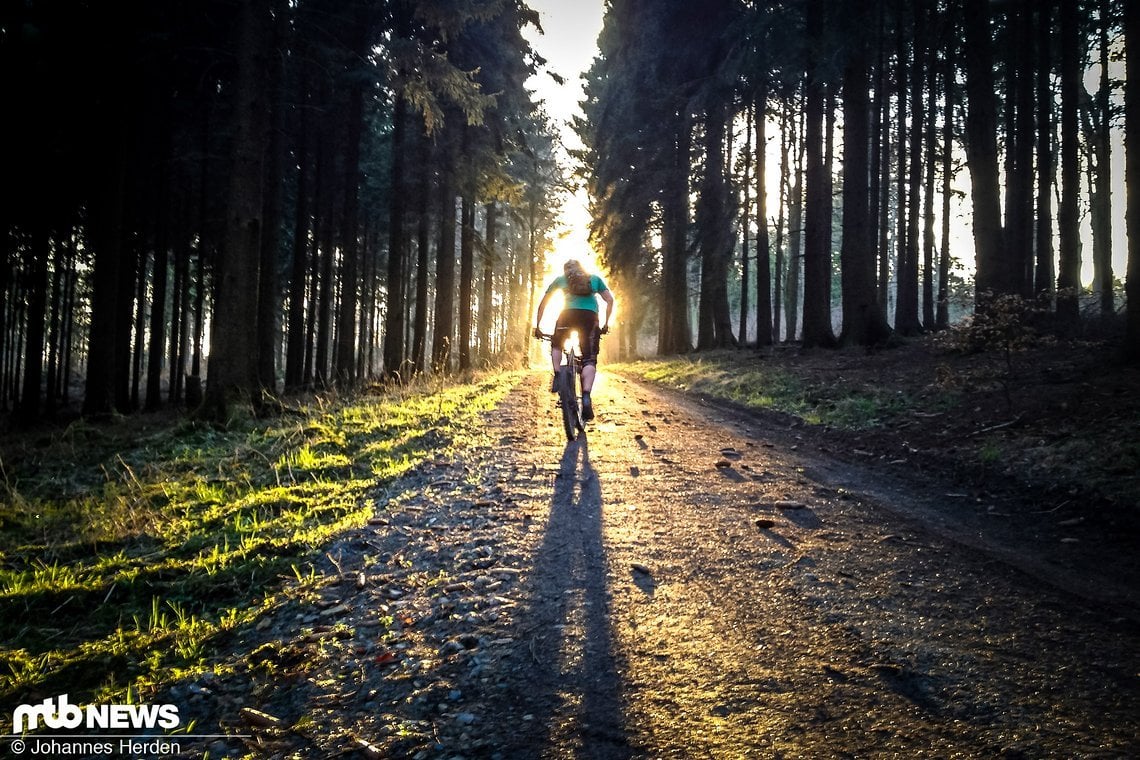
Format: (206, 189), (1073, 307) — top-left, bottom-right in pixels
(491, 434), (633, 758)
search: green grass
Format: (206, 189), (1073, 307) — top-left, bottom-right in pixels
(613, 354), (913, 430)
(0, 371), (519, 705)
(978, 440), (1004, 465)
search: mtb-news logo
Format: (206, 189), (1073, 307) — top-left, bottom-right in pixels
(13, 693), (180, 732)
(8, 694), (183, 756)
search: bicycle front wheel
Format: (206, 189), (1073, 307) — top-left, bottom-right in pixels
(557, 367), (579, 442)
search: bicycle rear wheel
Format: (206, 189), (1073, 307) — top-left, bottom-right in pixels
(557, 367), (579, 442)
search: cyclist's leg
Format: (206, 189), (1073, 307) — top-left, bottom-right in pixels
(551, 314), (570, 391)
(577, 312), (600, 392)
(580, 364), (596, 422)
(573, 312), (600, 421)
(581, 364), (596, 392)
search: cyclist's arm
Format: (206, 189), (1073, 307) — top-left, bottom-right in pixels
(599, 289), (615, 331)
(534, 290), (554, 332)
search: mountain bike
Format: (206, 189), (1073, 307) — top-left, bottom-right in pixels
(537, 329), (584, 443)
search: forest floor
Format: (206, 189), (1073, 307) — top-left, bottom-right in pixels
(2, 337), (1139, 758)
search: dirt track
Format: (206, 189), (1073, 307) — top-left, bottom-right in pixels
(175, 371), (1140, 758)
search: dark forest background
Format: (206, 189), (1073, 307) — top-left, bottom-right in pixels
(2, 0), (1138, 427)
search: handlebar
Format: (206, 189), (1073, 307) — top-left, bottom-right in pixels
(533, 327), (608, 341)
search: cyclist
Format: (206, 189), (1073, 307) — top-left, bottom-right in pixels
(532, 258), (615, 422)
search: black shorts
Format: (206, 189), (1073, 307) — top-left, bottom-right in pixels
(553, 309), (601, 365)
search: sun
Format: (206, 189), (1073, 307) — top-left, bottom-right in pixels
(542, 199), (603, 282)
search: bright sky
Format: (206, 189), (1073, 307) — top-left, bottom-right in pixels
(521, 0), (606, 276)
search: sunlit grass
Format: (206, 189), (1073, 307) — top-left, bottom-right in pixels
(613, 354), (912, 430)
(0, 370), (520, 705)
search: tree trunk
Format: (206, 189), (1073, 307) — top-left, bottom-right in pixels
(1056, 0), (1082, 328)
(712, 103), (737, 348)
(658, 110), (692, 354)
(146, 127), (172, 412)
(1035, 0), (1056, 298)
(10, 278), (25, 411)
(130, 245), (147, 411)
(870, 0), (887, 314)
(801, 0), (836, 348)
(897, 0), (924, 335)
(740, 103), (752, 346)
(168, 210), (183, 407)
(61, 235), (77, 404)
(113, 227), (137, 413)
(458, 193), (475, 371)
(922, 27), (937, 329)
(284, 94), (311, 390)
(1090, 0), (1114, 317)
(357, 222), (374, 380)
(695, 102), (736, 350)
(335, 59), (366, 388)
(353, 225), (371, 379)
(0, 213), (9, 412)
(169, 206), (190, 404)
(0, 212), (7, 412)
(187, 239), (207, 410)
(893, 0), (910, 330)
(840, 0), (892, 347)
(479, 201), (497, 358)
(1013, 0), (1037, 296)
(385, 96), (412, 380)
(44, 231), (65, 416)
(774, 102), (789, 343)
(754, 82), (773, 347)
(506, 224), (526, 359)
(383, 40), (410, 379)
(6, 273), (21, 411)
(144, 224), (168, 411)
(257, 1), (286, 395)
(432, 133), (457, 372)
(203, 0), (267, 419)
(302, 140), (324, 388)
(186, 92), (213, 410)
(997, 0), (1034, 298)
(314, 137), (337, 389)
(785, 104), (804, 342)
(937, 10), (956, 329)
(412, 129), (432, 374)
(878, 68), (892, 314)
(17, 222), (49, 424)
(403, 256), (414, 359)
(1125, 0), (1140, 359)
(963, 0), (1005, 307)
(525, 195), (541, 365)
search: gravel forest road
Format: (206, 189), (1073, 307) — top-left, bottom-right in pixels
(183, 371), (1140, 759)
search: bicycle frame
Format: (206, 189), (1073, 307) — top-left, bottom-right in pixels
(538, 329), (583, 442)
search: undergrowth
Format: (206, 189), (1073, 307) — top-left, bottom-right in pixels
(0, 371), (519, 707)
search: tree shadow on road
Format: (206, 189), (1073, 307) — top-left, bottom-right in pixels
(494, 434), (633, 758)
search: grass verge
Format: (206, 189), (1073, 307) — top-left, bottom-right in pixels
(0, 371), (519, 707)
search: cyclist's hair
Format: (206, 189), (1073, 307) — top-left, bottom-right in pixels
(563, 259), (587, 276)
(563, 259), (593, 296)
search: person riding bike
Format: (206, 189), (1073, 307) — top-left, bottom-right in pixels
(533, 258), (615, 422)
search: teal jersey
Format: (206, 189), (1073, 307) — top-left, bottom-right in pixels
(547, 274), (608, 312)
